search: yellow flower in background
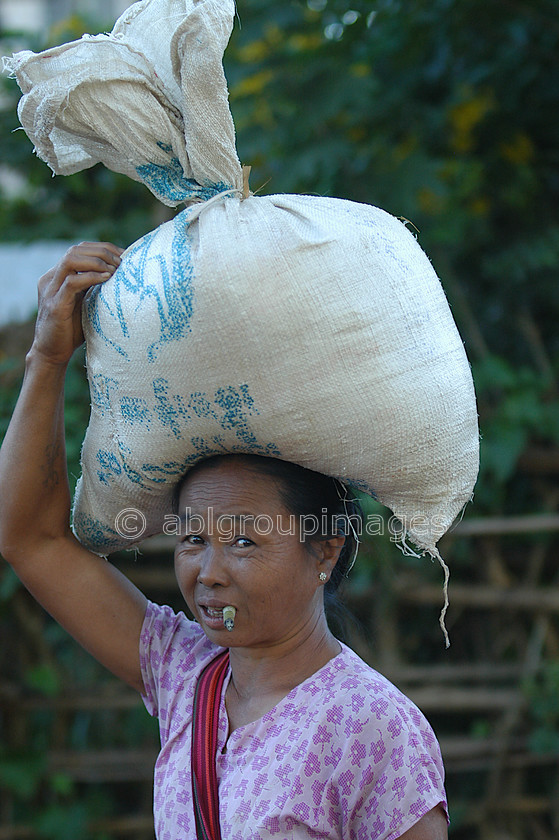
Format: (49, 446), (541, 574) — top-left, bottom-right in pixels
(236, 40), (270, 63)
(263, 24), (283, 47)
(469, 196), (490, 217)
(350, 63), (371, 78)
(500, 133), (535, 165)
(288, 33), (323, 52)
(393, 135), (418, 163)
(449, 90), (494, 153)
(417, 187), (446, 216)
(231, 70), (274, 99)
(48, 14), (88, 42)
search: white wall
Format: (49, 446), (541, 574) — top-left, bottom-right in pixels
(0, 0), (47, 31)
(0, 0), (131, 32)
(0, 242), (72, 326)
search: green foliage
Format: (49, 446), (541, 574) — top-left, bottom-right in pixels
(0, 752), (45, 798)
(24, 663), (61, 698)
(0, 564), (20, 601)
(524, 662), (559, 754)
(472, 355), (559, 506)
(34, 802), (89, 840)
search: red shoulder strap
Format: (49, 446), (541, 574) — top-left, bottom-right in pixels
(191, 650), (230, 840)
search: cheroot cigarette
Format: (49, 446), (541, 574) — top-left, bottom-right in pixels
(223, 605), (236, 631)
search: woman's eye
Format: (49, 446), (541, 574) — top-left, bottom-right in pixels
(183, 534), (205, 545)
(234, 536), (253, 548)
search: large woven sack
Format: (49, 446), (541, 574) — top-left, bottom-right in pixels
(4, 0), (479, 565)
(75, 193), (479, 561)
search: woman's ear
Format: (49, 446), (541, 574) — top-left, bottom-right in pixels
(316, 535), (345, 577)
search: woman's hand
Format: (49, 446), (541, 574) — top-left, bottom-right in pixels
(32, 241), (123, 366)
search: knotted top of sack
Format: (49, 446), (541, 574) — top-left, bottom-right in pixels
(3, 0), (243, 206)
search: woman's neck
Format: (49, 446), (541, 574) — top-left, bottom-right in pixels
(225, 617), (341, 733)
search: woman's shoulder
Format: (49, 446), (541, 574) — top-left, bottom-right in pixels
(268, 642), (446, 824)
(140, 600), (222, 673)
(306, 642), (436, 733)
(312, 641), (400, 692)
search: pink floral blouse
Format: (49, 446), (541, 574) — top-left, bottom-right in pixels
(140, 601), (448, 839)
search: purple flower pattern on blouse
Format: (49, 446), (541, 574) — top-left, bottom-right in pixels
(140, 601), (447, 839)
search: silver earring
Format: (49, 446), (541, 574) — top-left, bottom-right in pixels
(319, 572), (328, 582)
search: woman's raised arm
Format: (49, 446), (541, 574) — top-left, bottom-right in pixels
(0, 243), (148, 693)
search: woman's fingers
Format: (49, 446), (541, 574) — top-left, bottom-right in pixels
(40, 242), (123, 297)
(33, 241), (124, 365)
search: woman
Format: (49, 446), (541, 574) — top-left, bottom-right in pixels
(0, 243), (448, 839)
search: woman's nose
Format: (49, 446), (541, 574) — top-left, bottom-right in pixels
(197, 545), (228, 587)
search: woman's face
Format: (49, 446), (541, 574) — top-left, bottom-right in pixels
(174, 460), (332, 649)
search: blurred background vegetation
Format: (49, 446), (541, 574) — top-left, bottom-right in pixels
(1, 0), (558, 838)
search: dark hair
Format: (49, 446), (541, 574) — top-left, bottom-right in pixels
(173, 454), (363, 635)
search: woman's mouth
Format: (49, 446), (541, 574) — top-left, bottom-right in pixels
(200, 604), (233, 629)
